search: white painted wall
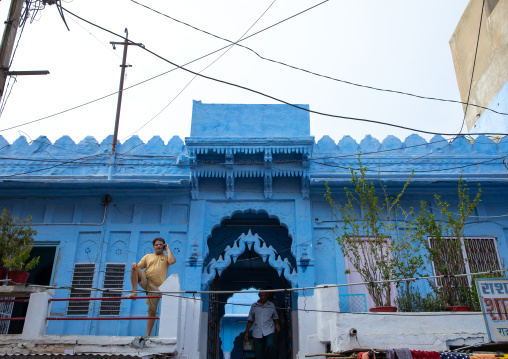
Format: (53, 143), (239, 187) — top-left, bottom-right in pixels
(295, 286), (489, 357)
(331, 312), (489, 352)
(22, 290), (54, 340)
(159, 274), (181, 340)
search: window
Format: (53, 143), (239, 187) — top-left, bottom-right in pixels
(430, 237), (501, 287)
(67, 263), (95, 316)
(344, 237), (395, 309)
(99, 263), (126, 316)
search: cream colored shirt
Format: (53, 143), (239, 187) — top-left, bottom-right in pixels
(138, 253), (170, 286)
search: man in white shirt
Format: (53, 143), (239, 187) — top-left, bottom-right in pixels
(244, 289), (280, 359)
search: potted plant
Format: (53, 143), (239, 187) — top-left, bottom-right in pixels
(416, 176), (481, 311)
(326, 157), (425, 311)
(0, 209), (39, 285)
(4, 244), (39, 284)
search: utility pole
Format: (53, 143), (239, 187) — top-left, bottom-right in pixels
(0, 0), (50, 107)
(0, 0), (24, 101)
(108, 28), (143, 180)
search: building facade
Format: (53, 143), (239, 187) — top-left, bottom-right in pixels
(0, 101), (507, 358)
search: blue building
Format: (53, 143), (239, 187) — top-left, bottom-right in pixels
(0, 100), (506, 357)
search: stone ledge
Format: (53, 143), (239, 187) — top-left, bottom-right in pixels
(0, 285), (47, 297)
(0, 336), (177, 356)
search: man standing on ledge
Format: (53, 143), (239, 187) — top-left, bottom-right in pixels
(126, 237), (176, 336)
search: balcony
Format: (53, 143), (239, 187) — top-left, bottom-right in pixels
(0, 276), (182, 357)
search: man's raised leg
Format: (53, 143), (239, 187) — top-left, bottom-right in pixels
(126, 262), (142, 299)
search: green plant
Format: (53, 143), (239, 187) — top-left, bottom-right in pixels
(0, 209), (39, 271)
(468, 265), (505, 311)
(3, 244), (39, 271)
(396, 283), (446, 312)
(416, 176), (482, 308)
(325, 157), (425, 308)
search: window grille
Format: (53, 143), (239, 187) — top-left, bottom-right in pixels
(464, 237), (501, 274)
(67, 263), (95, 316)
(430, 237), (501, 287)
(0, 300), (13, 334)
(339, 294), (367, 313)
(99, 263), (126, 316)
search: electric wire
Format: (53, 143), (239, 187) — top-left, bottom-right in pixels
(26, 269), (508, 306)
(1, 5), (505, 138)
(0, 0), (329, 135)
(66, 13), (122, 60)
(457, 0), (486, 136)
(131, 0), (507, 118)
(0, 77), (17, 117)
(313, 154), (508, 173)
(0, 129), (507, 179)
(60, 7), (508, 138)
(120, 0), (279, 140)
(0, 132), (482, 163)
(1, 150), (508, 179)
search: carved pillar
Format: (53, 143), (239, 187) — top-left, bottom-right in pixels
(264, 149), (273, 199)
(189, 148), (199, 199)
(191, 173), (199, 199)
(226, 149), (234, 199)
(295, 198), (314, 288)
(301, 150), (311, 199)
(185, 200), (206, 291)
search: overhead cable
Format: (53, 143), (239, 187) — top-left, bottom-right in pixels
(60, 7), (508, 138)
(0, 0), (328, 134)
(131, 0), (507, 117)
(25, 268), (507, 296)
(121, 0), (279, 140)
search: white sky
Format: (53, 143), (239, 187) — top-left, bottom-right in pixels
(0, 0), (469, 146)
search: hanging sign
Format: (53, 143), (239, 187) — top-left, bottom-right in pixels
(476, 278), (508, 342)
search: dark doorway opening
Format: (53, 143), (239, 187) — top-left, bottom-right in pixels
(7, 244), (58, 334)
(205, 211), (296, 359)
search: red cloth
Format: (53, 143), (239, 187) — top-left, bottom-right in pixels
(411, 351), (440, 359)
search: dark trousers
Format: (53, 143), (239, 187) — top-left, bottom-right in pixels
(253, 332), (276, 359)
(275, 329), (288, 359)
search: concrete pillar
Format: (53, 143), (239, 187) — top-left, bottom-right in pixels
(159, 274), (181, 339)
(22, 290), (54, 340)
(315, 285), (339, 342)
(296, 286), (340, 358)
(180, 295), (203, 359)
(297, 294), (319, 358)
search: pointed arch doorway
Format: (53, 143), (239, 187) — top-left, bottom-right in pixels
(203, 212), (297, 359)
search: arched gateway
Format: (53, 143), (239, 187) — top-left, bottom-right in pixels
(202, 230), (297, 288)
(203, 230), (297, 359)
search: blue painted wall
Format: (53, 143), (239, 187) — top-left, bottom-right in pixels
(471, 80), (508, 134)
(0, 102), (507, 335)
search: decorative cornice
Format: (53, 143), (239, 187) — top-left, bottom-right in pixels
(202, 230), (297, 288)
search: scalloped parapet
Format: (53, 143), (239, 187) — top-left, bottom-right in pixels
(202, 230), (297, 288)
(0, 135), (188, 179)
(311, 134), (506, 178)
(0, 132), (506, 180)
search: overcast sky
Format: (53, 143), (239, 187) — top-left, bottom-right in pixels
(0, 0), (469, 146)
